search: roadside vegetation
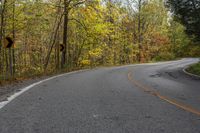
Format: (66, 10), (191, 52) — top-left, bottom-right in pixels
(186, 63), (200, 76)
(0, 0), (199, 84)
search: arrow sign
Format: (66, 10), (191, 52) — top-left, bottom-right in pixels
(60, 44), (64, 51)
(5, 37), (14, 48)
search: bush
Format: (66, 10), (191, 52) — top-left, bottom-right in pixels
(187, 62), (200, 76)
(153, 52), (175, 61)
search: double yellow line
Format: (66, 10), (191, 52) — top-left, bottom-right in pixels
(128, 72), (200, 116)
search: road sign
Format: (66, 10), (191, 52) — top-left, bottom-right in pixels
(4, 37), (14, 48)
(60, 44), (64, 51)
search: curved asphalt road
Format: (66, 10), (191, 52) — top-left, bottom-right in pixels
(0, 58), (200, 133)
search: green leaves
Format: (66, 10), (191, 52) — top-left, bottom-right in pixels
(167, 0), (200, 42)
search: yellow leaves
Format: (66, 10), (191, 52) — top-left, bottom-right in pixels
(80, 60), (91, 66)
(80, 47), (103, 67)
(93, 23), (111, 35)
(89, 47), (103, 58)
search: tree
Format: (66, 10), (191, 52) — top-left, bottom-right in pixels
(166, 0), (200, 42)
(61, 0), (86, 69)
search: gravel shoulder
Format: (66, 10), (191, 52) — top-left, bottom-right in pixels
(0, 76), (50, 102)
(0, 68), (88, 103)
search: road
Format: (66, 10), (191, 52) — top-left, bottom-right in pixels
(0, 58), (200, 133)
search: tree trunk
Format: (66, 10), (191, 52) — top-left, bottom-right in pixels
(0, 0), (7, 75)
(138, 0), (143, 63)
(61, 0), (69, 69)
(12, 0), (16, 76)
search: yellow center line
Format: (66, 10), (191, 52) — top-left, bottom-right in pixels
(128, 71), (200, 116)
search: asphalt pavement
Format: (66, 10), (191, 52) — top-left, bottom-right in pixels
(0, 58), (199, 133)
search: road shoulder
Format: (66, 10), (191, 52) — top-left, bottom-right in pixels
(0, 69), (88, 109)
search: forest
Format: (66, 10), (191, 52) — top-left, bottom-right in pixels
(0, 0), (200, 81)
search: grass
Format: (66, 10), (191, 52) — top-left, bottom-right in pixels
(186, 62), (200, 76)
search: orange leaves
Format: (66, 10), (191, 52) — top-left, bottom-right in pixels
(150, 33), (170, 46)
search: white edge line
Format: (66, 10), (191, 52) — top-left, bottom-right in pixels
(0, 58), (190, 110)
(0, 69), (88, 109)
